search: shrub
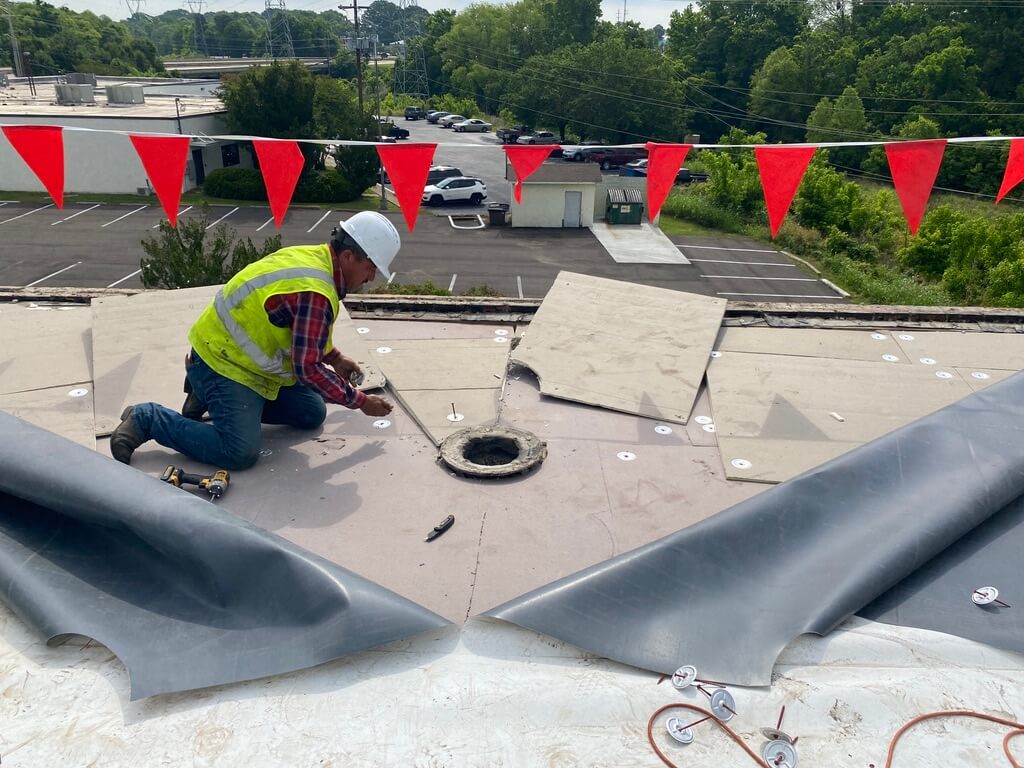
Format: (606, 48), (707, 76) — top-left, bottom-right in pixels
(661, 188), (745, 232)
(293, 170), (359, 203)
(825, 227), (880, 262)
(204, 168), (267, 201)
(140, 207), (282, 289)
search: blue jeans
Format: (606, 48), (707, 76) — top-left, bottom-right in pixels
(130, 352), (327, 470)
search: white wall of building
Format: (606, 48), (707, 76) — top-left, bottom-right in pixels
(0, 112), (252, 195)
(511, 183), (596, 228)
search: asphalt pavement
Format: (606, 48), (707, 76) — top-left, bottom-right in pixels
(0, 126), (846, 302)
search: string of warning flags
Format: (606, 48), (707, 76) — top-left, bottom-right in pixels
(2, 124), (1023, 236)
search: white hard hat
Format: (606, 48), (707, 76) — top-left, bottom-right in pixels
(338, 211), (400, 280)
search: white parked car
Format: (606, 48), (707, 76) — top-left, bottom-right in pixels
(421, 176), (488, 206)
(453, 119), (492, 133)
(438, 114), (466, 128)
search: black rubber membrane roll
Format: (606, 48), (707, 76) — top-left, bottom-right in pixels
(487, 371), (1024, 685)
(0, 411), (449, 699)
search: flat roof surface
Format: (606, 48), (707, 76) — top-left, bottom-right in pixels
(1, 283), (1023, 765)
(0, 79), (224, 119)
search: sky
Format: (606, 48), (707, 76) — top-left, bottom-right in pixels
(60, 0), (677, 32)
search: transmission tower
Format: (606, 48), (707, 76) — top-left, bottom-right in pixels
(393, 0), (428, 99)
(4, 0), (23, 77)
(186, 0), (208, 56)
(265, 0), (295, 59)
(124, 0), (146, 18)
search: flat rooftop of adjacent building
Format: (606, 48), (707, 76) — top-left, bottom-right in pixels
(0, 76), (224, 119)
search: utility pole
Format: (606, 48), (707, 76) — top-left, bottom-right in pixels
(5, 0), (23, 77)
(372, 34), (387, 212)
(340, 0), (369, 112)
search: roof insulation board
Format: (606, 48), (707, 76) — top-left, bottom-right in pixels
(511, 271), (725, 423)
(708, 350), (976, 483)
(0, 303), (92, 395)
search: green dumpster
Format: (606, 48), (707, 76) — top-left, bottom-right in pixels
(606, 187), (645, 224)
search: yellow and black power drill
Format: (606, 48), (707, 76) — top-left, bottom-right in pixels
(160, 465), (231, 499)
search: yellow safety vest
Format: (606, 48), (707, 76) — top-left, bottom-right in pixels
(188, 244), (340, 400)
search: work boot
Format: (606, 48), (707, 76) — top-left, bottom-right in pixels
(109, 406), (147, 465)
(181, 366), (207, 421)
(181, 387), (207, 421)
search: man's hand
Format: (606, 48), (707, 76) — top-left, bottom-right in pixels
(360, 394), (393, 417)
(330, 354), (362, 382)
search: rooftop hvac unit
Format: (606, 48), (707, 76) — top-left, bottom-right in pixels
(55, 83), (96, 105)
(105, 85), (145, 105)
(66, 73), (97, 86)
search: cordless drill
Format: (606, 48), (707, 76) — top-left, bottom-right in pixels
(160, 465), (231, 499)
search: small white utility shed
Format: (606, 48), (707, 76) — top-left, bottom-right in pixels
(507, 162), (601, 228)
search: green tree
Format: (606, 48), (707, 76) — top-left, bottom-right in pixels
(805, 86), (869, 168)
(749, 47), (807, 142)
(141, 211), (282, 289)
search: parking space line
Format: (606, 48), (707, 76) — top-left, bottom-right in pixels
(688, 258), (795, 267)
(307, 210), (332, 233)
(153, 206), (193, 228)
(680, 244), (779, 253)
(716, 292), (840, 299)
(24, 261), (81, 287)
(206, 207), (239, 229)
(256, 216), (275, 231)
(51, 203), (101, 226)
(448, 273), (458, 291)
(700, 275), (819, 282)
(101, 205), (147, 227)
(107, 269), (143, 288)
(1, 203), (54, 224)
(387, 272), (397, 285)
(517, 275), (524, 299)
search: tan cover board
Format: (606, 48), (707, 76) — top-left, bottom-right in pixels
(716, 326), (911, 363)
(0, 384), (96, 449)
(370, 338), (509, 444)
(0, 305), (92, 395)
(510, 272), (725, 424)
(91, 287), (384, 436)
(708, 351), (975, 483)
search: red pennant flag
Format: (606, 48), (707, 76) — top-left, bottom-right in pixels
(645, 143), (691, 222)
(503, 144), (555, 203)
(755, 145), (816, 238)
(253, 139), (305, 227)
(129, 135), (190, 227)
(2, 125), (65, 208)
(885, 139), (947, 235)
(377, 143), (436, 231)
(996, 139), (1024, 204)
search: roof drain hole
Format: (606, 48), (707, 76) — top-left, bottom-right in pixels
(438, 425), (547, 479)
(463, 436), (520, 466)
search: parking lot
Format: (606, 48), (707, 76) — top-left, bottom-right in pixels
(0, 124), (844, 302)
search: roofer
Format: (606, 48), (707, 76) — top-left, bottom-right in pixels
(108, 211), (398, 470)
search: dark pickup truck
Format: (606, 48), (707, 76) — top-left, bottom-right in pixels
(496, 125), (531, 144)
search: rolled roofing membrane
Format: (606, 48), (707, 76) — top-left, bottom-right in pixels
(0, 412), (449, 699)
(487, 372), (1024, 685)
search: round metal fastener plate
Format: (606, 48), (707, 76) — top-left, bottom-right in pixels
(760, 728), (794, 744)
(617, 451), (637, 461)
(356, 327), (370, 334)
(972, 371), (991, 380)
(972, 586), (999, 605)
(695, 416), (713, 425)
(919, 357), (937, 365)
(936, 371), (953, 379)
(68, 388), (89, 397)
(494, 329), (509, 336)
(871, 333), (887, 340)
(731, 458), (752, 470)
(666, 717), (694, 744)
(671, 665), (698, 690)
(762, 739), (798, 768)
(882, 354), (899, 362)
(655, 425), (673, 435)
(898, 333), (915, 341)
(373, 419), (391, 429)
(702, 424), (716, 433)
(710, 689), (736, 721)
(376, 346), (392, 354)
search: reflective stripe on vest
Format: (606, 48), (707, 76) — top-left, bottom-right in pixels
(213, 267), (335, 377)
